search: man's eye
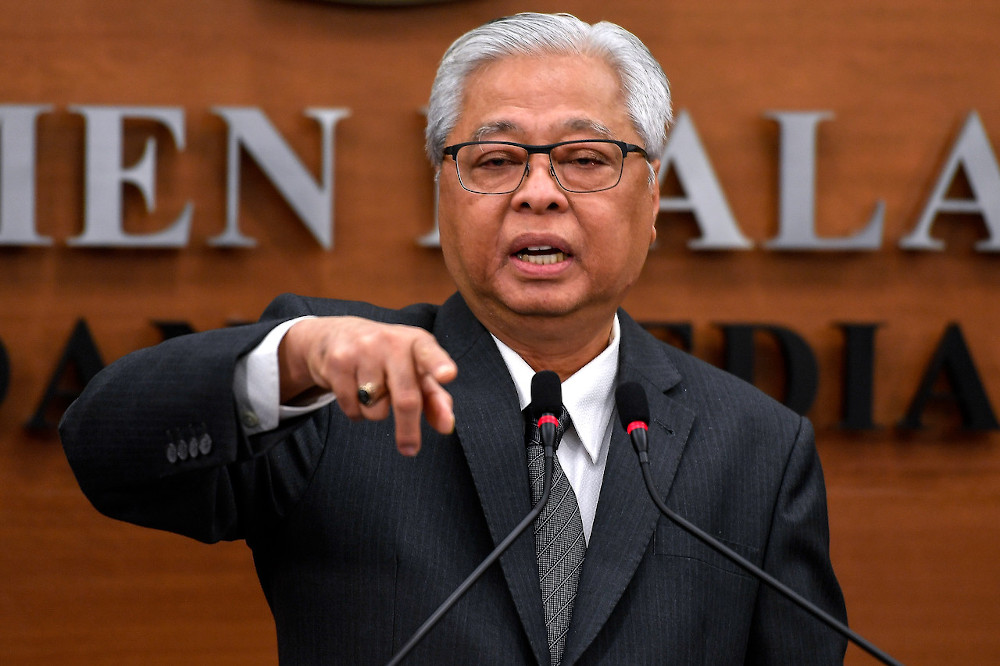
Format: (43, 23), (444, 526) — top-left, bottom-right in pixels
(473, 153), (522, 169)
(561, 151), (612, 168)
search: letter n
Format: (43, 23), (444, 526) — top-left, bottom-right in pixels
(211, 107), (350, 249)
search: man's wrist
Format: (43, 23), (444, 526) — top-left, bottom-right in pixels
(236, 316), (315, 434)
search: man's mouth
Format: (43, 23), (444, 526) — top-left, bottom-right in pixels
(515, 246), (569, 265)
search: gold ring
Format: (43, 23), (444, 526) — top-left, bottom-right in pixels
(357, 382), (385, 407)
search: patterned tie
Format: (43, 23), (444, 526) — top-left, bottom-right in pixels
(526, 406), (587, 666)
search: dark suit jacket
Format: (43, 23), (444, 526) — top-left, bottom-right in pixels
(61, 292), (847, 665)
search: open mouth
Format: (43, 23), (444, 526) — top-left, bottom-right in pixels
(515, 245), (569, 265)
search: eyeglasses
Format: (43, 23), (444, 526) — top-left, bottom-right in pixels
(442, 139), (650, 195)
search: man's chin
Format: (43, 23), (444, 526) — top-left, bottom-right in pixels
(498, 296), (584, 320)
(464, 284), (607, 326)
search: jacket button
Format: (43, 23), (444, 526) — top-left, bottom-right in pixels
(241, 410), (260, 428)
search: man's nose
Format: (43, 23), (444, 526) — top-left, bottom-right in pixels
(512, 155), (567, 211)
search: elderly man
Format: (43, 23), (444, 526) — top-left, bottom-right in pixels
(61, 12), (847, 665)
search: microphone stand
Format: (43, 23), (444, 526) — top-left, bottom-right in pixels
(633, 451), (904, 666)
(616, 380), (902, 665)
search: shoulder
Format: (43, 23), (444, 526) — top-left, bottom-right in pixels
(619, 310), (805, 438)
(261, 293), (440, 330)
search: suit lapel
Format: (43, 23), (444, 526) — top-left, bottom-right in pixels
(432, 298), (699, 665)
(434, 295), (549, 665)
(561, 312), (696, 665)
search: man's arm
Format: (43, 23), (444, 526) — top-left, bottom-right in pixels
(59, 319), (290, 543)
(59, 293), (457, 542)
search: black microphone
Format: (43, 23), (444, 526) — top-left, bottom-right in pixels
(614, 382), (904, 666)
(386, 370), (562, 666)
(530, 369), (562, 452)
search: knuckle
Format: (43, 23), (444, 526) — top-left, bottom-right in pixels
(392, 391), (422, 413)
(324, 345), (354, 365)
(355, 328), (386, 349)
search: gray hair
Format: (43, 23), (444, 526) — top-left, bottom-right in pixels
(425, 12), (673, 167)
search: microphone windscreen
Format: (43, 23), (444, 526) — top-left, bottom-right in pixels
(530, 370), (562, 419)
(615, 382), (650, 428)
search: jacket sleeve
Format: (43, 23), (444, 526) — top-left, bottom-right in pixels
(60, 293), (441, 545)
(59, 294), (334, 544)
(745, 416), (849, 664)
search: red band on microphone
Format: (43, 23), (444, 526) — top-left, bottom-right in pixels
(537, 415), (560, 428)
(626, 421), (648, 435)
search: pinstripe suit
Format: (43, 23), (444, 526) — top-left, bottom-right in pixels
(61, 291), (846, 664)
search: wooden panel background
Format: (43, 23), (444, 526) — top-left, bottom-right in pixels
(2, 0), (999, 663)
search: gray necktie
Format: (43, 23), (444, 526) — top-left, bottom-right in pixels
(526, 407), (587, 666)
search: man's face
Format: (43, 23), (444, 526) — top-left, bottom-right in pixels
(437, 53), (661, 337)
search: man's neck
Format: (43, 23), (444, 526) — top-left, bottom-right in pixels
(485, 312), (616, 382)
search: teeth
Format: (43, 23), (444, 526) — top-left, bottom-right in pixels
(517, 247), (567, 265)
(517, 252), (566, 266)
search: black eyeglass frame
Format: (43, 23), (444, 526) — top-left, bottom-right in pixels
(441, 138), (651, 194)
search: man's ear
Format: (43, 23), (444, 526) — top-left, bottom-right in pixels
(648, 159), (661, 228)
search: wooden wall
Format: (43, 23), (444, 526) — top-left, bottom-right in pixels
(2, 1), (999, 663)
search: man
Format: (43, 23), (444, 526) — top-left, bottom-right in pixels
(61, 12), (847, 665)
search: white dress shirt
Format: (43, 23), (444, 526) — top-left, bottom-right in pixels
(233, 316), (332, 434)
(490, 319), (619, 544)
(234, 315), (621, 544)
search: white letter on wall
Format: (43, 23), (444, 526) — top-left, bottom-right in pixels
(657, 111), (752, 250)
(0, 105), (53, 246)
(68, 106), (192, 248)
(764, 111), (883, 251)
(211, 107), (350, 249)
(901, 111), (1000, 251)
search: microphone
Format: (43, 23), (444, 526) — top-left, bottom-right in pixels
(530, 369), (562, 453)
(386, 370), (562, 666)
(614, 382), (903, 666)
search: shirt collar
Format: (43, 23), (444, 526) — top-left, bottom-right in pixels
(492, 316), (621, 464)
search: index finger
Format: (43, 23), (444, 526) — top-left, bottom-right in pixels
(386, 334), (456, 456)
(412, 334), (458, 386)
